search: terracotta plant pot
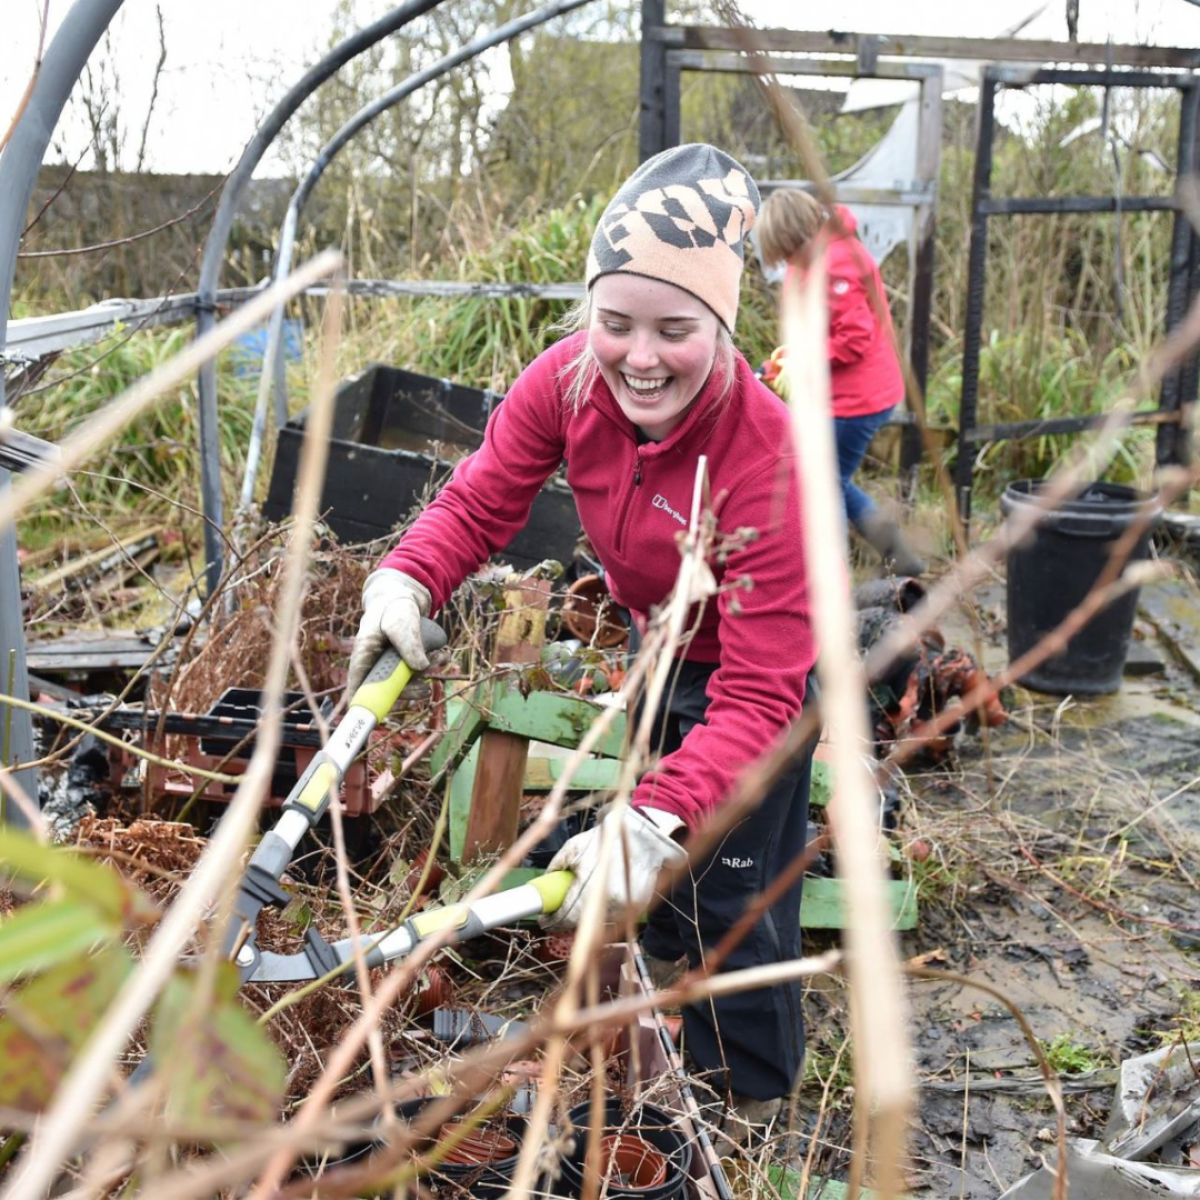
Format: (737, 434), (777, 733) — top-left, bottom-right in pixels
(535, 931), (578, 963)
(562, 574), (629, 650)
(560, 1097), (693, 1200)
(408, 966), (454, 1017)
(599, 1134), (668, 1190)
(394, 1100), (527, 1198)
(439, 1121), (519, 1165)
(402, 847), (447, 901)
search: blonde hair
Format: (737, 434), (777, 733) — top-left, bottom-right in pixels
(555, 296), (737, 415)
(756, 189), (827, 267)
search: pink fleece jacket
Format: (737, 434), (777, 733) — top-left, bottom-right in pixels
(380, 331), (816, 830)
(788, 205), (904, 420)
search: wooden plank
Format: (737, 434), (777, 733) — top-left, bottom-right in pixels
(809, 760), (833, 809)
(523, 756), (622, 791)
(463, 729), (532, 862)
(449, 751), (619, 863)
(438, 862), (917, 933)
(481, 685), (627, 758)
(433, 685), (626, 795)
(25, 632), (155, 654)
(25, 631), (167, 674)
(454, 866), (544, 893)
(25, 529), (160, 593)
(429, 695), (487, 778)
(801, 877), (918, 931)
(447, 741), (480, 863)
(462, 577), (552, 863)
(447, 869), (918, 933)
(758, 182), (936, 207)
(672, 25), (1200, 69)
(0, 427), (59, 473)
(670, 49), (933, 79)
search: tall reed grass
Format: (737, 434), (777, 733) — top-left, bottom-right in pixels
(12, 326), (258, 548)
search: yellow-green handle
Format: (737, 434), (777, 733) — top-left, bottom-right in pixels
(350, 619), (448, 720)
(528, 870), (574, 915)
(352, 651), (412, 721)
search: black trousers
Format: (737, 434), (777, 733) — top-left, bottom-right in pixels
(636, 653), (813, 1101)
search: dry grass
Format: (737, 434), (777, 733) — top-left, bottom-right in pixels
(149, 533), (371, 717)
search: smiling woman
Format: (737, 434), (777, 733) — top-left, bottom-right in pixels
(348, 142), (818, 1152)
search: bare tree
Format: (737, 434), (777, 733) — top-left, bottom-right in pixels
(135, 6), (168, 174)
(74, 7), (168, 174)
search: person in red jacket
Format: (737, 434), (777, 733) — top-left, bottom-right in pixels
(348, 144), (816, 1149)
(757, 189), (925, 577)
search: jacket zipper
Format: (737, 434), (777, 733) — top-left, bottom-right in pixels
(614, 449), (643, 557)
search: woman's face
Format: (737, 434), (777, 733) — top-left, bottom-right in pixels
(588, 273), (720, 441)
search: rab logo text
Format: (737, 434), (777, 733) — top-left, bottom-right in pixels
(721, 855), (754, 869)
(652, 493), (687, 527)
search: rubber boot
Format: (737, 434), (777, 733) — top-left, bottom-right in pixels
(856, 510), (926, 578)
(712, 1093), (785, 1157)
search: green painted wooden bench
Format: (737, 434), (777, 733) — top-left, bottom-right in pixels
(432, 691), (917, 931)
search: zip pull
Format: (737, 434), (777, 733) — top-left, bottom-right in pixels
(633, 454), (643, 486)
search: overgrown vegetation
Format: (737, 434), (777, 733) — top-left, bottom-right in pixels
(9, 78), (1183, 596)
(11, 325), (259, 552)
(14, 31), (1181, 517)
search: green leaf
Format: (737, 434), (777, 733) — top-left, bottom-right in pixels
(0, 829), (158, 929)
(0, 898), (112, 984)
(150, 966), (285, 1129)
(0, 945), (132, 1112)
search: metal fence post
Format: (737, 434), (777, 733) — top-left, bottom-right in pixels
(0, 0), (127, 824)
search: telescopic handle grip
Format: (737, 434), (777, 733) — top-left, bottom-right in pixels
(353, 619), (447, 720)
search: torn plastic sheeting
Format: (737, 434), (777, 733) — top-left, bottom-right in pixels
(1103, 1041), (1200, 1161)
(998, 1138), (1200, 1198)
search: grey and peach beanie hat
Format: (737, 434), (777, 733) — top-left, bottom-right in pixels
(586, 143), (760, 332)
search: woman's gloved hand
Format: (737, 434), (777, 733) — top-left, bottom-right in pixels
(540, 806), (687, 932)
(346, 569), (433, 695)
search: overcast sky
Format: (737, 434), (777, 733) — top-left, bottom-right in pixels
(3, 0), (1199, 175)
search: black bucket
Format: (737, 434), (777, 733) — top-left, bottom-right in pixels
(1000, 480), (1160, 695)
(554, 1098), (693, 1200)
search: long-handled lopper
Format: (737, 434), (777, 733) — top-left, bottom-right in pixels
(124, 628), (571, 1090)
(222, 620), (572, 984)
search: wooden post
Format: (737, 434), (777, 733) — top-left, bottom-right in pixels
(461, 575), (552, 863)
(900, 66), (944, 499)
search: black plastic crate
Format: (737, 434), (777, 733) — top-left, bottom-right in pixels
(199, 687), (324, 797)
(264, 364), (580, 570)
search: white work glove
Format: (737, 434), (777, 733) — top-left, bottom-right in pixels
(346, 569), (433, 695)
(540, 806), (687, 932)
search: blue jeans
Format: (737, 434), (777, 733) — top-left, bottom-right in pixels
(834, 404), (896, 527)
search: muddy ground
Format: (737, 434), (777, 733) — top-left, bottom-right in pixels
(799, 571), (1200, 1197)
